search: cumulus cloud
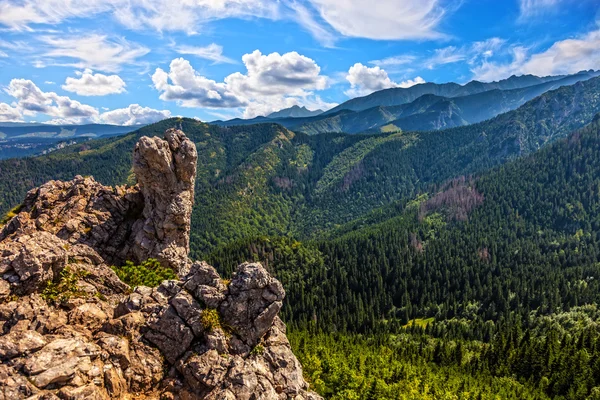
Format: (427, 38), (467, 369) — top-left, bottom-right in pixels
(6, 79), (99, 120)
(0, 103), (23, 122)
(62, 69), (126, 96)
(153, 51), (332, 118)
(3, 78), (168, 125)
(99, 104), (171, 125)
(305, 0), (447, 40)
(225, 50), (328, 97)
(175, 43), (236, 64)
(345, 63), (425, 97)
(471, 30), (600, 81)
(152, 58), (246, 109)
(39, 34), (149, 73)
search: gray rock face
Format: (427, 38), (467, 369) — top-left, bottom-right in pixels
(130, 128), (197, 274)
(0, 128), (320, 399)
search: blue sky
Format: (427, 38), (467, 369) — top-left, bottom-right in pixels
(0, 0), (599, 125)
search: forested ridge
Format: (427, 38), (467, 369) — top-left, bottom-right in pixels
(208, 115), (600, 399)
(2, 78), (600, 398)
(2, 76), (600, 255)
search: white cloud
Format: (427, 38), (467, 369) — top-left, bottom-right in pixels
(370, 55), (417, 68)
(345, 63), (425, 97)
(518, 0), (561, 19)
(398, 76), (427, 88)
(62, 69), (126, 96)
(175, 43), (236, 64)
(0, 0), (109, 31)
(99, 104), (171, 125)
(6, 79), (99, 120)
(153, 51), (332, 118)
(113, 0), (279, 34)
(424, 46), (467, 69)
(0, 0), (279, 34)
(39, 34), (149, 73)
(3, 78), (168, 125)
(225, 50), (328, 97)
(0, 0), (453, 45)
(287, 1), (337, 47)
(306, 0), (447, 40)
(0, 103), (23, 122)
(472, 30), (600, 81)
(0, 50), (7, 58)
(152, 58), (246, 109)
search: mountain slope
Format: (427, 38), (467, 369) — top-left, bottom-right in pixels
(208, 115), (600, 399)
(293, 70), (600, 134)
(2, 76), (600, 256)
(324, 72), (575, 114)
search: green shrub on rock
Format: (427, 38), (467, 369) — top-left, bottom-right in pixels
(111, 258), (177, 288)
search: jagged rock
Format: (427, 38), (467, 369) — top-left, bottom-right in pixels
(129, 128), (197, 274)
(23, 337), (101, 388)
(0, 330), (46, 360)
(219, 262), (285, 346)
(0, 128), (321, 400)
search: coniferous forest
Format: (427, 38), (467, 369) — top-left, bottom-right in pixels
(2, 79), (600, 398)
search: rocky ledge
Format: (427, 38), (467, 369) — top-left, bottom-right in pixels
(0, 129), (321, 400)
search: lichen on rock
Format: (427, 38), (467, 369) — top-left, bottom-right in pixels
(0, 128), (320, 400)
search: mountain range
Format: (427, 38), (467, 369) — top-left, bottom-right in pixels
(213, 70), (599, 135)
(0, 123), (141, 159)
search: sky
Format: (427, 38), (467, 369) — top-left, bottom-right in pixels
(0, 0), (599, 125)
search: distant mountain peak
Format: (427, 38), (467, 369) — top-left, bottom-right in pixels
(267, 105), (323, 119)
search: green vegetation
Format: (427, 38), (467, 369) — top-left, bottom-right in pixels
(210, 115), (600, 398)
(111, 259), (177, 288)
(200, 308), (223, 332)
(0, 203), (23, 225)
(250, 344), (265, 356)
(41, 267), (89, 304)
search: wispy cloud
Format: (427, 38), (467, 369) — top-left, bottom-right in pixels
(37, 34), (149, 73)
(174, 43), (236, 64)
(471, 30), (600, 81)
(370, 55), (418, 68)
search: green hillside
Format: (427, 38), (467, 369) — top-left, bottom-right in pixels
(211, 114), (600, 400)
(2, 76), (600, 259)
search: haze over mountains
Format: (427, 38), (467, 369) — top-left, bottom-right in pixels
(0, 123), (141, 159)
(213, 70), (599, 135)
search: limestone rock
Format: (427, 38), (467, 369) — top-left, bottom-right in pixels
(0, 330), (46, 360)
(130, 128), (197, 274)
(0, 128), (321, 400)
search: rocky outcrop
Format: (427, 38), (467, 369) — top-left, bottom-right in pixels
(129, 129), (197, 274)
(0, 129), (320, 399)
(0, 128), (196, 276)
